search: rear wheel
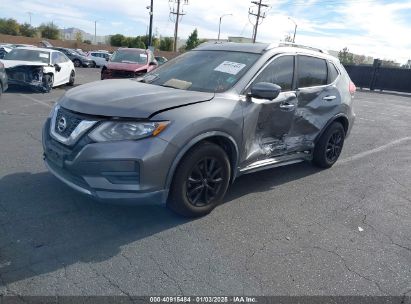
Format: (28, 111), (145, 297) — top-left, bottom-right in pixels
(68, 70), (75, 86)
(168, 142), (231, 217)
(313, 122), (345, 168)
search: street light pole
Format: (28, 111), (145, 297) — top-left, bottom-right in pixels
(148, 0), (153, 47)
(94, 20), (97, 44)
(218, 14), (232, 41)
(288, 17), (297, 43)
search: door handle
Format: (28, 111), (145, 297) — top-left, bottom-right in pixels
(323, 95), (336, 101)
(279, 103), (295, 111)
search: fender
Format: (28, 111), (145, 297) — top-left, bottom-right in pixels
(164, 131), (240, 192)
(314, 113), (349, 143)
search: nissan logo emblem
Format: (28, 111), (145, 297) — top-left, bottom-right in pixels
(57, 117), (67, 132)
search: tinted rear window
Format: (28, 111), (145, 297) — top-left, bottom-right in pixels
(328, 62), (339, 83)
(298, 56), (327, 87)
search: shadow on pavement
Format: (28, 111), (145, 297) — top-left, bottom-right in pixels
(0, 162), (320, 285)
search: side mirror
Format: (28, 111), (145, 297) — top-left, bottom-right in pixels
(149, 61), (157, 66)
(54, 64), (61, 72)
(249, 82), (281, 100)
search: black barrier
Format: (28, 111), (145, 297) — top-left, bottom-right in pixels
(344, 61), (411, 93)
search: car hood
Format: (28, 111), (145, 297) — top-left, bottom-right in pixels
(1, 60), (48, 68)
(59, 79), (214, 118)
(106, 61), (147, 71)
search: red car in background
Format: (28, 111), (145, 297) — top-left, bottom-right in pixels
(101, 48), (157, 80)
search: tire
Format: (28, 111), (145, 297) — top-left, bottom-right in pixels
(68, 70), (75, 86)
(42, 74), (54, 93)
(168, 142), (231, 217)
(91, 61), (96, 68)
(0, 83), (2, 100)
(313, 122), (345, 168)
(73, 59), (81, 67)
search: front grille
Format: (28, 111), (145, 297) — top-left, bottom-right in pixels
(54, 108), (82, 138)
(111, 70), (135, 78)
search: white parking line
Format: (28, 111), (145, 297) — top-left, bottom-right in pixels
(18, 94), (52, 108)
(338, 137), (411, 165)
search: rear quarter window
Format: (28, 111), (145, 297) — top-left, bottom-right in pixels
(297, 56), (327, 87)
(328, 62), (340, 84)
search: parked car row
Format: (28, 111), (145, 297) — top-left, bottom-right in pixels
(0, 46), (75, 93)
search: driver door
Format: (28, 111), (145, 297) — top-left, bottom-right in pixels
(241, 55), (297, 167)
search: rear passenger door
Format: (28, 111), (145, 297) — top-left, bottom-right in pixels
(291, 55), (342, 149)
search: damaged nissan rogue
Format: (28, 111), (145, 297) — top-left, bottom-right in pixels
(42, 42), (356, 217)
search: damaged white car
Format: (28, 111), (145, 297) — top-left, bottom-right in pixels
(0, 47), (75, 92)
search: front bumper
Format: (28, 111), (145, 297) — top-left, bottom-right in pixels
(42, 118), (177, 205)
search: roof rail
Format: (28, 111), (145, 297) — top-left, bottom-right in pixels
(267, 42), (328, 54)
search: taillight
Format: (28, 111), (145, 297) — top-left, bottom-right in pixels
(349, 81), (356, 95)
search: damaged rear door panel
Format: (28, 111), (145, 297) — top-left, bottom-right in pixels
(239, 53), (347, 173)
(289, 55), (345, 149)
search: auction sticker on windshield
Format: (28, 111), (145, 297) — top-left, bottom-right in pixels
(214, 61), (246, 75)
(39, 53), (49, 58)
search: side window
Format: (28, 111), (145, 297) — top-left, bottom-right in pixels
(328, 62), (339, 84)
(58, 53), (69, 63)
(253, 55), (294, 91)
(297, 56), (327, 87)
(51, 52), (59, 64)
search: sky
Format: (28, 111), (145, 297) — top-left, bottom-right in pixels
(1, 0), (410, 63)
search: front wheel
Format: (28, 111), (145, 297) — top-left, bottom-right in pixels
(313, 122), (345, 168)
(42, 74), (54, 93)
(73, 59), (81, 67)
(168, 142), (231, 217)
(68, 70), (75, 86)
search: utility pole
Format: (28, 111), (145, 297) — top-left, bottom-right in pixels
(147, 0), (154, 47)
(248, 0), (269, 43)
(288, 17), (297, 43)
(94, 20), (97, 45)
(27, 12), (32, 25)
(170, 0), (188, 52)
(218, 14), (232, 41)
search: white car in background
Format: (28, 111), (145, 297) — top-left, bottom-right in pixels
(0, 47), (75, 92)
(87, 51), (110, 67)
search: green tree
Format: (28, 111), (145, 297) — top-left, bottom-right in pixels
(39, 22), (60, 39)
(185, 28), (200, 50)
(83, 39), (92, 44)
(159, 37), (173, 51)
(110, 34), (126, 46)
(19, 23), (37, 37)
(75, 31), (83, 42)
(338, 47), (354, 65)
(128, 36), (145, 49)
(0, 18), (20, 35)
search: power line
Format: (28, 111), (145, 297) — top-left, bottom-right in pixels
(169, 0), (189, 52)
(248, 0), (270, 43)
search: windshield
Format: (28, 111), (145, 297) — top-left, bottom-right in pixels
(142, 50), (259, 93)
(110, 50), (148, 64)
(4, 49), (50, 64)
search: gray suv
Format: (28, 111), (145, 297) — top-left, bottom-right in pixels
(42, 42), (356, 217)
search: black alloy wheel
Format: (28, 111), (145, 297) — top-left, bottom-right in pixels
(325, 130), (343, 162)
(313, 121), (345, 168)
(168, 142), (231, 217)
(186, 157), (224, 207)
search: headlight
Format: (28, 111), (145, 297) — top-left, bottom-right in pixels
(88, 121), (169, 142)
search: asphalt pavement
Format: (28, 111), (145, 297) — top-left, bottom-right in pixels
(0, 68), (410, 296)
